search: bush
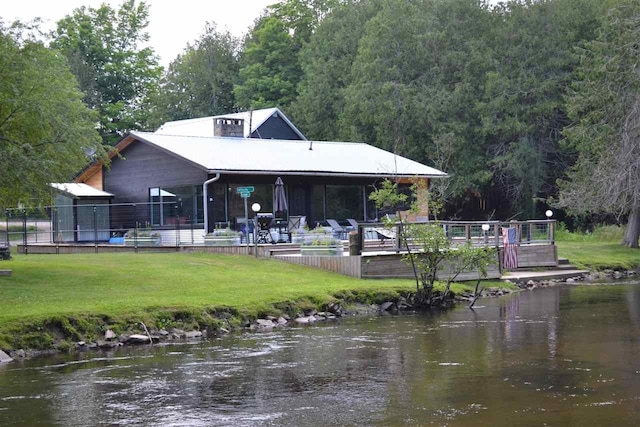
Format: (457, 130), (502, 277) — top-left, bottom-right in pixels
(555, 222), (624, 243)
(593, 225), (624, 241)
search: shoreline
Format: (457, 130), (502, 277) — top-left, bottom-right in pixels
(1, 268), (637, 363)
(1, 286), (507, 362)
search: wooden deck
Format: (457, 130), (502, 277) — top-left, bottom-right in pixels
(15, 219), (560, 280)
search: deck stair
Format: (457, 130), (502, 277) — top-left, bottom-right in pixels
(502, 258), (589, 282)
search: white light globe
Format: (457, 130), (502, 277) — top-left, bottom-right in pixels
(545, 210), (553, 218)
(251, 203), (261, 213)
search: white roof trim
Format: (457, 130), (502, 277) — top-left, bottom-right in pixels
(50, 183), (114, 198)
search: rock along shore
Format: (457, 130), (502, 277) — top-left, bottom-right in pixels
(2, 268), (636, 362)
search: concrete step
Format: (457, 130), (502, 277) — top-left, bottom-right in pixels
(558, 257), (571, 265)
(0, 269), (12, 277)
(501, 269), (589, 282)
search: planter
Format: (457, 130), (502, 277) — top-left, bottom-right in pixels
(204, 236), (241, 246)
(124, 236), (161, 247)
(292, 233), (331, 245)
(300, 243), (343, 256)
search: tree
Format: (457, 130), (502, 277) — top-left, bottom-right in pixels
(0, 23), (104, 207)
(51, 0), (162, 144)
(295, 0), (606, 220)
(370, 179), (496, 308)
(477, 0), (605, 219)
(292, 0), (380, 140)
(342, 0), (495, 210)
(557, 0), (640, 248)
(148, 24), (239, 127)
(234, 0), (338, 109)
(234, 15), (300, 109)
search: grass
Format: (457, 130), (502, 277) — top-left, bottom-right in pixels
(0, 252), (413, 321)
(556, 224), (640, 270)
(0, 252), (489, 349)
(557, 241), (640, 271)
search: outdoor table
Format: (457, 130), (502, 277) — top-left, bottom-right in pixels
(272, 218), (289, 243)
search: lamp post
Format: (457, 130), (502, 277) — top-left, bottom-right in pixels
(252, 203), (261, 257)
(545, 210), (554, 243)
(482, 223), (490, 245)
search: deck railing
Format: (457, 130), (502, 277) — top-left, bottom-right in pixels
(2, 203), (210, 252)
(2, 202), (556, 256)
(357, 219), (556, 253)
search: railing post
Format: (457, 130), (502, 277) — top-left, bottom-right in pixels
(93, 205), (98, 254)
(465, 224), (471, 243)
(550, 220), (555, 244)
(133, 204), (138, 253)
(190, 212), (194, 245)
(4, 209), (9, 246)
(175, 204), (180, 251)
(22, 209), (27, 255)
(53, 207), (59, 254)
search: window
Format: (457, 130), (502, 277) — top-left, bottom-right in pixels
(227, 184), (273, 222)
(150, 186), (203, 226)
(326, 185), (363, 221)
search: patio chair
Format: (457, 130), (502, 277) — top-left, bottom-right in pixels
(327, 219), (347, 239)
(288, 215), (303, 233)
(346, 218), (359, 232)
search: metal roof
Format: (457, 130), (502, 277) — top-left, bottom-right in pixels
(50, 183), (114, 198)
(130, 132), (447, 178)
(154, 107), (307, 140)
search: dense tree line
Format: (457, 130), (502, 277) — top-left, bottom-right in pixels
(1, 0), (638, 245)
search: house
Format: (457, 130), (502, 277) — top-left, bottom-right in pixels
(73, 109), (447, 234)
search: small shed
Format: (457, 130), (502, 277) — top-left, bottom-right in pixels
(50, 183), (114, 243)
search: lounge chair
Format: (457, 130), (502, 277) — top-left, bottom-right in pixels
(346, 218), (359, 232)
(373, 227), (396, 243)
(327, 219), (347, 239)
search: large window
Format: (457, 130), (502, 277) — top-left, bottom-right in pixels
(150, 186), (203, 226)
(227, 184), (273, 222)
(326, 185), (364, 221)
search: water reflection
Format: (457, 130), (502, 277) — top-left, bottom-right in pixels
(1, 283), (640, 426)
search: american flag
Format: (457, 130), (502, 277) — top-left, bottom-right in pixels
(502, 227), (518, 269)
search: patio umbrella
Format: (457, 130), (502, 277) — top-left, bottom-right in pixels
(274, 177), (288, 216)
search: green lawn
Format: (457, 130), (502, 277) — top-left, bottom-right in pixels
(0, 252), (435, 323)
(557, 240), (640, 271)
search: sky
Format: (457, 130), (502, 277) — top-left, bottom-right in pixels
(1, 0), (277, 66)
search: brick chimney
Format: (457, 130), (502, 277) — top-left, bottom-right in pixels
(213, 118), (244, 138)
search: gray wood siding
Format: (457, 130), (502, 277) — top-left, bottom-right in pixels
(104, 141), (207, 228)
(251, 116), (302, 140)
(104, 140), (207, 205)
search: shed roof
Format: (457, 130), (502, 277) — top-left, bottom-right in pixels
(50, 183), (114, 198)
(154, 107), (307, 140)
(130, 132), (447, 179)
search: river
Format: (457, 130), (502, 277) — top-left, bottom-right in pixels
(1, 283), (640, 426)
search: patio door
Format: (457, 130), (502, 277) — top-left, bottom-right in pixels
(288, 185), (308, 218)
